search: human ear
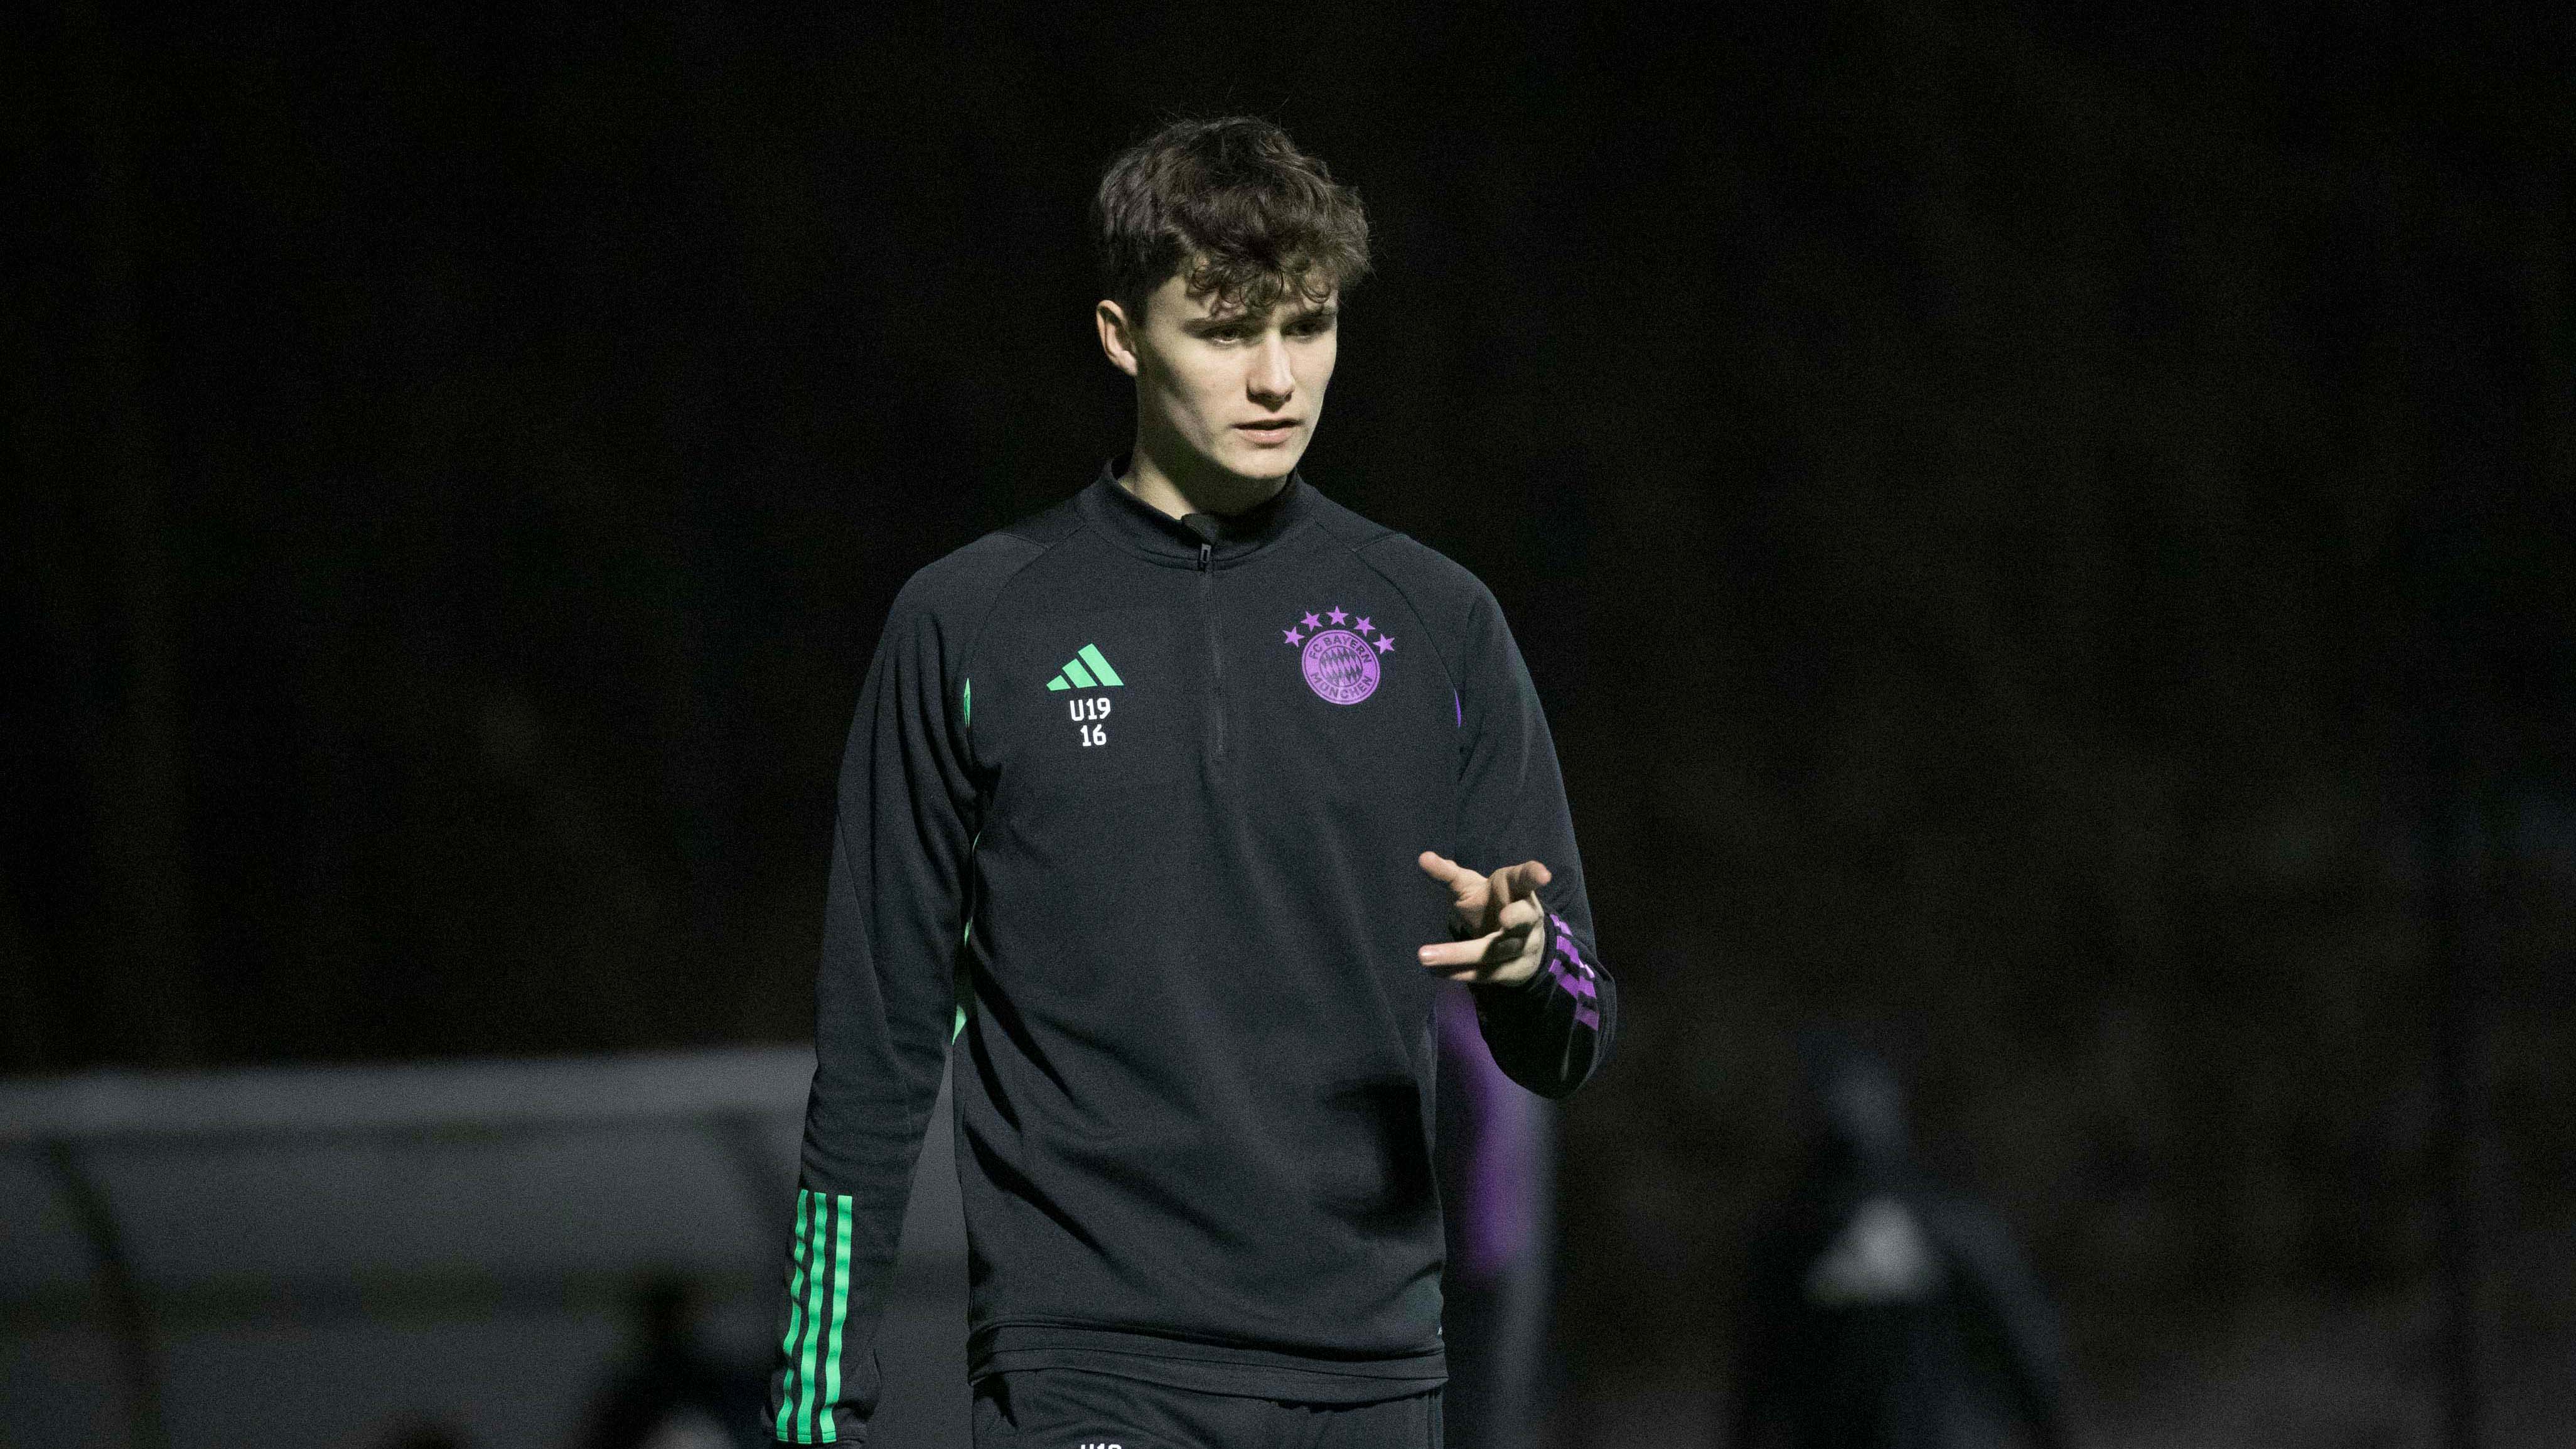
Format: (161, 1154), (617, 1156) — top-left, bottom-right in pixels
(1095, 299), (1140, 379)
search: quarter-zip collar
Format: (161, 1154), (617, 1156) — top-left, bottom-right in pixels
(1080, 457), (1317, 569)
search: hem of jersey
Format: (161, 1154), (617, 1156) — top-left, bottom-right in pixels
(970, 1349), (1447, 1407)
(773, 1422), (862, 1447)
(953, 529), (1073, 778)
(969, 1321), (1447, 1404)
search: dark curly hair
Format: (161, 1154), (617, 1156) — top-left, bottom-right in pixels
(1093, 116), (1371, 321)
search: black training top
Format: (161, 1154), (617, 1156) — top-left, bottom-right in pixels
(765, 466), (1618, 1445)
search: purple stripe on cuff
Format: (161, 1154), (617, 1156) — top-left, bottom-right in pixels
(1574, 1004), (1600, 1031)
(1549, 914), (1598, 979)
(1547, 959), (1597, 999)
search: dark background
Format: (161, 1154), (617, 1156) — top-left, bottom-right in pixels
(8, 2), (2572, 1442)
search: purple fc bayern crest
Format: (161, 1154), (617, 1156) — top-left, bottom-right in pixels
(1282, 606), (1393, 705)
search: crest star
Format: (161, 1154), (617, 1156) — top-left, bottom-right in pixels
(1283, 627), (1303, 645)
(1374, 635), (1395, 653)
(1327, 608), (1348, 625)
(1301, 611), (1321, 630)
(1355, 617), (1373, 634)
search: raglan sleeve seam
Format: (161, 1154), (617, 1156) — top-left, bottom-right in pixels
(943, 529), (1071, 775)
(1346, 531), (1473, 712)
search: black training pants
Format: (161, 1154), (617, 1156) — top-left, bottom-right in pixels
(970, 1371), (1442, 1449)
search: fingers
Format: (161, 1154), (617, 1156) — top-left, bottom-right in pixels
(1417, 911), (1538, 974)
(1417, 853), (1553, 979)
(1490, 859), (1554, 903)
(1416, 934), (1493, 970)
(1417, 850), (1483, 902)
(1422, 853), (1552, 899)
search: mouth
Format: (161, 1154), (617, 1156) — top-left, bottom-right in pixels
(1234, 418), (1301, 444)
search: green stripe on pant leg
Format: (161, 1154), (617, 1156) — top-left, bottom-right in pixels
(774, 1190), (814, 1441)
(818, 1195), (854, 1440)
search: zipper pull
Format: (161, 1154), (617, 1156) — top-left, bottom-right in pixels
(1198, 542), (1211, 571)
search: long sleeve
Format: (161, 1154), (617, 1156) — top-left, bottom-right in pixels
(1452, 588), (1616, 1098)
(766, 571), (982, 1445)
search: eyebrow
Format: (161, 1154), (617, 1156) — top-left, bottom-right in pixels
(1188, 304), (1339, 334)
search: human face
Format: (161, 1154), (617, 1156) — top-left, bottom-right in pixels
(1097, 272), (1339, 487)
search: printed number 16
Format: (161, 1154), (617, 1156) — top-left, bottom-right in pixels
(1080, 722), (1107, 747)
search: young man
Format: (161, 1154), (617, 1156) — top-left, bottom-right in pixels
(767, 116), (1616, 1449)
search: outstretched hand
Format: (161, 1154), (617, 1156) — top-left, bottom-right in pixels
(1415, 851), (1552, 986)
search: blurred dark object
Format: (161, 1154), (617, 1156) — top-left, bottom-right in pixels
(570, 1273), (768, 1449)
(0, 1050), (827, 1447)
(1727, 1033), (2068, 1449)
(1435, 987), (1559, 1449)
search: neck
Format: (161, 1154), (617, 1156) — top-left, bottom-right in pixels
(1117, 429), (1289, 520)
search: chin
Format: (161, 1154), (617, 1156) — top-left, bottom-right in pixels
(1223, 443), (1306, 482)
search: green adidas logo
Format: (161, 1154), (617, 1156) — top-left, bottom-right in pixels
(1044, 644), (1125, 691)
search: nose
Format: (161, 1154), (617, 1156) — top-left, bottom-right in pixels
(1247, 334), (1294, 408)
